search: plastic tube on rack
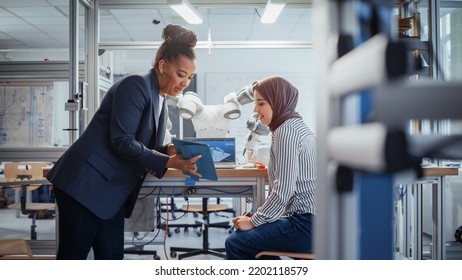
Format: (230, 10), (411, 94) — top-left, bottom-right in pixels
(329, 34), (409, 97)
(327, 122), (409, 173)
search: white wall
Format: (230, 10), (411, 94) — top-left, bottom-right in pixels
(195, 48), (315, 124)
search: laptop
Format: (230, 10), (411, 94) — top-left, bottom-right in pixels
(185, 137), (237, 169)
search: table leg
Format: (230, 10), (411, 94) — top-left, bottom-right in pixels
(432, 176), (445, 260)
(255, 177), (266, 212)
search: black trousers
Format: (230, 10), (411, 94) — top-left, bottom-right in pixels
(54, 187), (125, 260)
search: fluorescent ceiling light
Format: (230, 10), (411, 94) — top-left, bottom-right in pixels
(261, 0), (286, 24)
(168, 0), (203, 24)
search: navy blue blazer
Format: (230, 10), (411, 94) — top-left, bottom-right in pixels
(46, 69), (169, 220)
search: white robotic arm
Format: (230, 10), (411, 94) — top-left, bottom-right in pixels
(166, 83), (256, 138)
(173, 91), (204, 119)
(243, 113), (270, 161)
(222, 83), (255, 119)
(191, 104), (232, 138)
(178, 91), (230, 137)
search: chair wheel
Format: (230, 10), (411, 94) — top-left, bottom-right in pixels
(184, 227), (189, 233)
(170, 251), (177, 258)
(154, 255), (161, 260)
(174, 228), (180, 234)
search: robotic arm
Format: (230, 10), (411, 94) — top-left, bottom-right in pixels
(165, 83), (271, 164)
(166, 83), (256, 138)
(222, 83), (255, 119)
(243, 113), (270, 161)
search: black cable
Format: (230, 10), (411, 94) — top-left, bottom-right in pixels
(137, 185), (159, 199)
(127, 187), (163, 248)
(200, 186), (253, 195)
(129, 224), (162, 248)
(159, 195), (189, 222)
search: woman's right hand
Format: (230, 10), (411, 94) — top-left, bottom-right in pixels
(232, 215), (255, 231)
(166, 153), (202, 177)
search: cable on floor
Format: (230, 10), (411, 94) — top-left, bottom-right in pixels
(163, 196), (169, 260)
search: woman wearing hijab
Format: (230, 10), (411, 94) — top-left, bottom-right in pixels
(225, 76), (316, 259)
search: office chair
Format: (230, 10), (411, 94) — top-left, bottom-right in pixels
(4, 162), (55, 240)
(169, 197), (230, 259)
(159, 197), (200, 237)
(179, 198), (232, 237)
(214, 197), (236, 217)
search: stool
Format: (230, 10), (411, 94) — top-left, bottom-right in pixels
(256, 251), (315, 260)
(169, 197), (229, 259)
(0, 239), (32, 259)
(3, 162), (55, 240)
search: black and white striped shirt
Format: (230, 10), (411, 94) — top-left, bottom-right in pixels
(251, 118), (316, 227)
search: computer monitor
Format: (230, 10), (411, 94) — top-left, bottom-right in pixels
(185, 138), (236, 169)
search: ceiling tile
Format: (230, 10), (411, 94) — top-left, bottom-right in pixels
(1, 2), (312, 50)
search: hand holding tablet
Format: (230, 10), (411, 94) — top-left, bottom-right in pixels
(172, 138), (218, 181)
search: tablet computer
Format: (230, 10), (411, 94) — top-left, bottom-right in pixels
(172, 138), (218, 181)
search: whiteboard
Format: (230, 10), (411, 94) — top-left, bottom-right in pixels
(205, 72), (315, 160)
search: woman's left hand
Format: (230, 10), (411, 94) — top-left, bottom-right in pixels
(232, 215), (255, 231)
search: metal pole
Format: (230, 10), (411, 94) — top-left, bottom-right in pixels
(68, 0), (79, 144)
(429, 0), (441, 80)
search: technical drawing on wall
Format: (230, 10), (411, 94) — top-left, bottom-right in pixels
(0, 86), (53, 147)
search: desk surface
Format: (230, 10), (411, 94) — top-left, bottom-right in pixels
(422, 166), (459, 177)
(161, 168), (268, 179)
(39, 167), (268, 178)
(39, 166), (456, 178)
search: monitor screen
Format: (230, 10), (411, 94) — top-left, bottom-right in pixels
(185, 137), (236, 164)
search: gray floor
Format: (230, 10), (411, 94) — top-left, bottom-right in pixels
(0, 197), (236, 260)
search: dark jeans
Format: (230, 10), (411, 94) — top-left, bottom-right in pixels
(225, 213), (313, 260)
(54, 187), (125, 260)
(32, 185), (55, 203)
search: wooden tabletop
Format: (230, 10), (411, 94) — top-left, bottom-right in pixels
(422, 166), (459, 177)
(161, 168), (268, 178)
(41, 167), (268, 178)
(41, 166), (457, 179)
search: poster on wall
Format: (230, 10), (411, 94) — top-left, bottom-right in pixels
(0, 86), (53, 147)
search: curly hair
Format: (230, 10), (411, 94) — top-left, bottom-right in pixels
(153, 24), (197, 68)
